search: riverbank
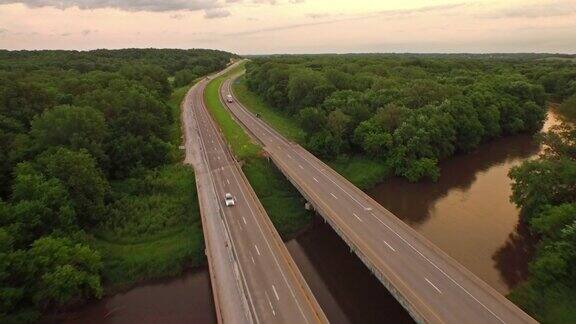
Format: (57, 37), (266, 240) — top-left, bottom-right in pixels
(204, 66), (312, 238)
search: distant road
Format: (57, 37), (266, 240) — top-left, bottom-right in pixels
(221, 73), (537, 324)
(183, 63), (327, 323)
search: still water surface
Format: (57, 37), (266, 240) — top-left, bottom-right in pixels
(68, 112), (558, 323)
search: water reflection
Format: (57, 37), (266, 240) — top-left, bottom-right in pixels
(368, 112), (558, 293)
(492, 221), (537, 289)
(370, 134), (540, 226)
(54, 268), (216, 324)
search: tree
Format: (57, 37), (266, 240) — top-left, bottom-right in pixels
(287, 69), (327, 109)
(10, 163), (76, 245)
(35, 148), (109, 227)
(27, 236), (102, 309)
(509, 158), (576, 219)
(297, 107), (326, 134)
(29, 105), (107, 165)
(440, 96), (485, 152)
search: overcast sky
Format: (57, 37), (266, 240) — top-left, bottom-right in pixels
(0, 0), (575, 54)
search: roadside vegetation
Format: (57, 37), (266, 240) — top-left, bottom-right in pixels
(240, 54), (576, 322)
(241, 54), (576, 185)
(0, 49), (237, 322)
(203, 63), (312, 238)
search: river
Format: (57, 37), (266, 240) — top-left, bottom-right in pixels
(66, 112), (558, 323)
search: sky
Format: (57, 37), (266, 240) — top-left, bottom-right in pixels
(0, 0), (575, 54)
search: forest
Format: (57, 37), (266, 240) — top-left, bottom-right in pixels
(508, 121), (576, 322)
(0, 49), (236, 322)
(244, 54), (576, 182)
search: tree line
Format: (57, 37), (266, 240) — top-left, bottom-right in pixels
(244, 54), (576, 181)
(0, 49), (236, 322)
(508, 121), (576, 322)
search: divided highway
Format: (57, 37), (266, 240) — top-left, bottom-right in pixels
(221, 74), (537, 324)
(183, 64), (327, 324)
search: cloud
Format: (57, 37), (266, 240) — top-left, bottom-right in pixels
(0, 0), (220, 12)
(227, 3), (467, 37)
(81, 29), (97, 36)
(485, 0), (576, 19)
(204, 8), (230, 19)
(307, 13), (330, 19)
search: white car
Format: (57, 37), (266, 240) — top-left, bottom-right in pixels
(226, 94), (233, 103)
(225, 193), (235, 207)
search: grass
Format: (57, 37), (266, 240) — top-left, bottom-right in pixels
(204, 65), (312, 237)
(92, 82), (205, 291)
(232, 72), (393, 190)
(243, 158), (312, 237)
(329, 156), (393, 190)
(204, 64), (261, 161)
(233, 75), (306, 143)
(95, 225), (204, 290)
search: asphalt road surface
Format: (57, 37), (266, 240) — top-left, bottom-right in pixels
(220, 74), (537, 324)
(185, 67), (327, 324)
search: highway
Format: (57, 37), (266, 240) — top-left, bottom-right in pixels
(220, 74), (538, 324)
(183, 64), (327, 324)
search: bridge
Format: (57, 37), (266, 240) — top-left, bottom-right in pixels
(182, 64), (327, 323)
(220, 73), (538, 324)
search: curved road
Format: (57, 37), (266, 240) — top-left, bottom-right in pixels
(220, 73), (537, 324)
(184, 65), (327, 324)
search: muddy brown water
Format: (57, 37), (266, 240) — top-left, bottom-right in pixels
(67, 112), (558, 323)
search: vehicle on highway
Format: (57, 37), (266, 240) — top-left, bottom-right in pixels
(224, 193), (235, 207)
(226, 94), (234, 103)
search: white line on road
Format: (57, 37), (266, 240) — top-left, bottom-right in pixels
(298, 164), (304, 169)
(226, 178), (230, 185)
(330, 193), (338, 199)
(313, 177), (319, 183)
(287, 154), (293, 159)
(254, 244), (261, 256)
(265, 292), (276, 316)
(353, 213), (363, 222)
(425, 278), (443, 294)
(383, 240), (396, 252)
(272, 285), (280, 301)
(368, 212), (504, 323)
(249, 251), (255, 264)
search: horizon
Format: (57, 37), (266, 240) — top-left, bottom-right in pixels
(1, 0), (575, 54)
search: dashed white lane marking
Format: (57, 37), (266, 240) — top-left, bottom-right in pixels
(265, 292), (276, 316)
(226, 179), (230, 185)
(425, 278), (443, 294)
(313, 177), (319, 183)
(242, 216), (247, 225)
(254, 244), (261, 256)
(287, 154), (293, 159)
(249, 251), (255, 264)
(272, 285), (280, 301)
(368, 211), (504, 323)
(298, 164), (304, 169)
(330, 193), (338, 199)
(383, 240), (396, 252)
(353, 213), (363, 222)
